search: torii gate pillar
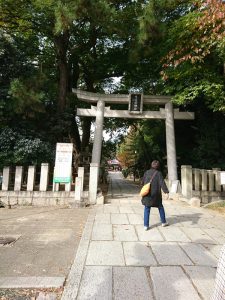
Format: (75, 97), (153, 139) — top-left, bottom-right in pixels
(92, 100), (105, 164)
(165, 102), (178, 184)
(89, 100), (105, 203)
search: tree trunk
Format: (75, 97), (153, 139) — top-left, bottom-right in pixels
(80, 79), (95, 152)
(68, 55), (82, 158)
(69, 112), (82, 170)
(68, 56), (80, 91)
(81, 118), (92, 151)
(54, 30), (70, 113)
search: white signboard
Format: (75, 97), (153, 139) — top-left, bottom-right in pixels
(53, 143), (73, 183)
(220, 172), (225, 185)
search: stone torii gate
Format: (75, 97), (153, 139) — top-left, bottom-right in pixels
(73, 89), (194, 204)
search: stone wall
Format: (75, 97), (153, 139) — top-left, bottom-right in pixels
(0, 191), (75, 207)
(181, 165), (225, 204)
(0, 164), (87, 207)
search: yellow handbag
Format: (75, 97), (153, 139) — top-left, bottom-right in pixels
(140, 171), (157, 197)
(140, 182), (151, 197)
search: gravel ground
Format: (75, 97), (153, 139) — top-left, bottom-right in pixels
(0, 288), (63, 300)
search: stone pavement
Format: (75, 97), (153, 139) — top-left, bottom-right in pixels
(62, 171), (225, 300)
(0, 206), (89, 290)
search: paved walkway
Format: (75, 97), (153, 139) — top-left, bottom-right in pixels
(62, 172), (225, 300)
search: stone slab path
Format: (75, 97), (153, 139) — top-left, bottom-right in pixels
(62, 172), (225, 300)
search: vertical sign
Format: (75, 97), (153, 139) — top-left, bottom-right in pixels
(53, 143), (73, 183)
(220, 172), (225, 185)
(129, 93), (143, 114)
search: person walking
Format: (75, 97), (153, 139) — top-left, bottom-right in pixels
(141, 160), (169, 230)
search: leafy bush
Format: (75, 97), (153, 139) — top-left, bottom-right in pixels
(122, 168), (129, 178)
(0, 127), (54, 168)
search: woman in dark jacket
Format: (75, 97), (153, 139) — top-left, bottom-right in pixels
(141, 160), (169, 230)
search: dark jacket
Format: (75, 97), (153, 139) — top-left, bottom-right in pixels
(141, 168), (169, 207)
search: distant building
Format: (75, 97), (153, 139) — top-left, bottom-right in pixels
(107, 159), (121, 171)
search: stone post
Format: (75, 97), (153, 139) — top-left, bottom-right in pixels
(165, 101), (178, 186)
(212, 168), (221, 192)
(201, 169), (207, 191)
(75, 177), (82, 201)
(65, 167), (72, 192)
(78, 167), (84, 191)
(40, 163), (49, 191)
(91, 100), (105, 164)
(65, 183), (71, 192)
(193, 168), (200, 191)
(52, 168), (59, 191)
(220, 172), (225, 193)
(53, 183), (59, 192)
(208, 170), (214, 191)
(27, 166), (36, 191)
(2, 167), (10, 191)
(181, 165), (192, 198)
(89, 163), (99, 204)
(14, 166), (23, 191)
(73, 176), (86, 207)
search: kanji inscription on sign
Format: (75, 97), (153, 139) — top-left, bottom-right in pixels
(129, 93), (143, 114)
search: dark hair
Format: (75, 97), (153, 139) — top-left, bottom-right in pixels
(151, 160), (160, 170)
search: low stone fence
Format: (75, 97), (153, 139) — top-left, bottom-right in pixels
(0, 164), (86, 207)
(0, 191), (76, 207)
(181, 165), (225, 204)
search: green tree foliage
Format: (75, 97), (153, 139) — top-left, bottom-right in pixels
(0, 128), (54, 168)
(163, 0), (225, 68)
(0, 0), (119, 162)
(117, 121), (167, 176)
(9, 78), (45, 115)
(135, 0), (225, 170)
(158, 0), (225, 112)
(0, 0), (225, 172)
(136, 0), (225, 109)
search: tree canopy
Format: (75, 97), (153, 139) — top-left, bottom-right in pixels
(0, 0), (225, 172)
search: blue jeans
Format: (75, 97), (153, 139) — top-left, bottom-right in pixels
(144, 205), (166, 227)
